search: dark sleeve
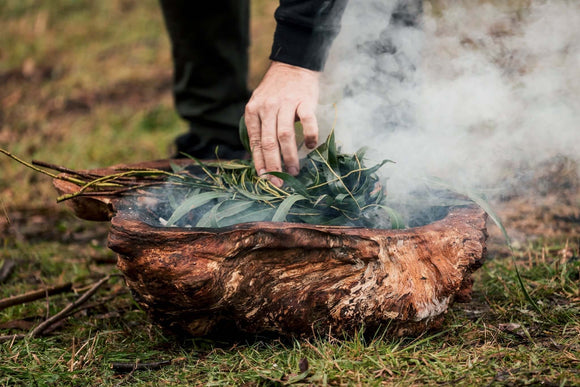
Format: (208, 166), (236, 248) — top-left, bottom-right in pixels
(270, 0), (348, 71)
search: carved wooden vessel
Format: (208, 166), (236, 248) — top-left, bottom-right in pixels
(54, 159), (487, 337)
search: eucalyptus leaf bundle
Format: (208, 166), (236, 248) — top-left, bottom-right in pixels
(164, 129), (403, 229)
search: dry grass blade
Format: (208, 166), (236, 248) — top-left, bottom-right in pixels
(29, 275), (114, 338)
(426, 176), (543, 314)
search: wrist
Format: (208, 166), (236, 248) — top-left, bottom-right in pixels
(269, 61), (321, 78)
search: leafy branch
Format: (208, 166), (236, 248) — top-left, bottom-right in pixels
(1, 129), (402, 229)
(159, 130), (401, 228)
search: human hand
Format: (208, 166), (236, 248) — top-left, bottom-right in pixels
(244, 61), (320, 187)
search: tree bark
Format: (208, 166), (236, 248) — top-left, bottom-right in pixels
(52, 159), (488, 338)
(108, 206), (487, 337)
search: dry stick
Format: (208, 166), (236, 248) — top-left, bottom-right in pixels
(29, 275), (112, 338)
(65, 288), (129, 318)
(0, 334), (25, 343)
(60, 182), (166, 199)
(31, 160), (101, 180)
(56, 170), (178, 203)
(0, 279), (111, 343)
(0, 283), (73, 311)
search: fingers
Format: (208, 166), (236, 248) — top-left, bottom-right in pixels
(277, 108), (299, 176)
(244, 62), (321, 186)
(261, 109), (283, 186)
(297, 103), (319, 149)
(246, 102), (317, 186)
(244, 106), (265, 175)
(245, 101), (284, 187)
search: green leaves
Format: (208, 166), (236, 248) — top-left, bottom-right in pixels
(272, 194), (307, 222)
(266, 171), (309, 197)
(196, 200), (256, 228)
(166, 192), (230, 226)
(159, 131), (403, 229)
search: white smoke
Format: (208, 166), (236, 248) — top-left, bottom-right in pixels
(319, 0), (580, 210)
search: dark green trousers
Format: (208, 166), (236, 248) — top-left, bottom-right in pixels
(159, 0), (250, 154)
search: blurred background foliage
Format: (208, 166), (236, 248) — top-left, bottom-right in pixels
(0, 0), (275, 209)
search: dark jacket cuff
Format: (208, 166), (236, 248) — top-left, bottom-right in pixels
(270, 22), (330, 71)
(269, 0), (347, 72)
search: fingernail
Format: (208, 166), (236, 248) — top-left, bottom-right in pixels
(259, 169), (266, 176)
(306, 141), (317, 149)
(288, 167), (299, 176)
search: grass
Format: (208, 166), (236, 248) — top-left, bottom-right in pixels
(1, 1), (579, 386)
(0, 0), (275, 210)
(1, 236), (578, 385)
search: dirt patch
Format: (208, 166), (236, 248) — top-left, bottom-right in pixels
(489, 157), (580, 247)
(0, 63), (171, 112)
(493, 193), (580, 242)
(0, 63), (172, 145)
(1, 206), (109, 245)
(45, 75), (172, 119)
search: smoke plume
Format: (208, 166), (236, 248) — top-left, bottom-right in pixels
(319, 0), (580, 214)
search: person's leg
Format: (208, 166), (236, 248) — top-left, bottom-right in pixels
(159, 0), (250, 158)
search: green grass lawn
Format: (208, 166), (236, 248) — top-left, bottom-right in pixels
(1, 1), (579, 385)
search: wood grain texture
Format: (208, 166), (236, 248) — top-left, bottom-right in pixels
(109, 207), (487, 337)
(52, 159), (488, 337)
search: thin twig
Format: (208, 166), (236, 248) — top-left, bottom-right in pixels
(57, 182), (165, 200)
(29, 275), (113, 337)
(0, 148), (96, 187)
(0, 148), (60, 179)
(68, 288), (129, 316)
(0, 334), (26, 343)
(31, 160), (100, 180)
(0, 283), (73, 311)
(56, 170), (181, 202)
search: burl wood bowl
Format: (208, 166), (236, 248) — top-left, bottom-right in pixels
(54, 159), (488, 338)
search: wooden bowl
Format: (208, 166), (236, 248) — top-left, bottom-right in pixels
(54, 159), (487, 337)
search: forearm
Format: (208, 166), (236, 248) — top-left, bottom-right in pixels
(270, 0), (348, 71)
